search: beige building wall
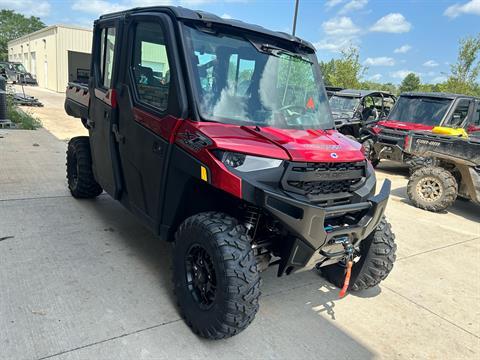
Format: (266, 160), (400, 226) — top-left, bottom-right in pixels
(8, 25), (92, 92)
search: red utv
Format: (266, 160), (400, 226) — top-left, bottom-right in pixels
(369, 92), (480, 168)
(64, 6), (396, 339)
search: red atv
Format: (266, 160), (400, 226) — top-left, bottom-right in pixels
(368, 92), (480, 169)
(64, 6), (396, 339)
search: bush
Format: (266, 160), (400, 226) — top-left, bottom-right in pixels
(6, 96), (41, 129)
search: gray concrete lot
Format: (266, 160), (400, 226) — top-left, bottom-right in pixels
(0, 87), (479, 359)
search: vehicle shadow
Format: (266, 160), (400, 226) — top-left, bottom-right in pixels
(261, 266), (382, 322)
(375, 161), (410, 178)
(83, 196), (177, 305)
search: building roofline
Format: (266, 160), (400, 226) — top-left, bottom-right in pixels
(7, 24), (92, 46)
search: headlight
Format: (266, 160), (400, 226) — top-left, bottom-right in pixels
(214, 151), (283, 172)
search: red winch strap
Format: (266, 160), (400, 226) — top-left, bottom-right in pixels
(339, 260), (353, 298)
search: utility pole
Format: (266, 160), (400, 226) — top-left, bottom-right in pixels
(292, 0), (300, 36)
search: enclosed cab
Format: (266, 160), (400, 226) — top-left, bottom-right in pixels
(64, 6), (397, 339)
(371, 92), (480, 167)
(330, 89), (396, 139)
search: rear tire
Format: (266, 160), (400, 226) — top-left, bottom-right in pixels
(173, 212), (260, 339)
(407, 167), (457, 212)
(320, 217), (396, 292)
(66, 136), (103, 198)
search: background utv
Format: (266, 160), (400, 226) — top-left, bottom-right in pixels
(64, 6), (397, 339)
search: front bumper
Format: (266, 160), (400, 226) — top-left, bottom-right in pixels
(262, 179), (391, 275)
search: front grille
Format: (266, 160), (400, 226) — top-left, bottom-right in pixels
(291, 162), (365, 173)
(282, 161), (366, 198)
(287, 178), (361, 195)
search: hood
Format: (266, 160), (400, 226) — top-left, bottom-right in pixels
(193, 122), (365, 163)
(378, 120), (434, 131)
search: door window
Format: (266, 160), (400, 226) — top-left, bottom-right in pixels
(99, 27), (116, 88)
(467, 102), (480, 138)
(131, 22), (170, 111)
(446, 99), (471, 127)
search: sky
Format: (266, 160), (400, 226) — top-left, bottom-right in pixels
(2, 0), (480, 84)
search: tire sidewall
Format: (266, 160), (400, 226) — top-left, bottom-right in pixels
(173, 219), (231, 330)
(407, 167), (457, 211)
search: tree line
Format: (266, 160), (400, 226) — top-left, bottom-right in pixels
(319, 34), (480, 97)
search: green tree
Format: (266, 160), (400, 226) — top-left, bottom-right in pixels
(443, 34), (480, 95)
(0, 10), (45, 61)
(360, 81), (398, 94)
(320, 47), (366, 88)
(399, 73), (421, 93)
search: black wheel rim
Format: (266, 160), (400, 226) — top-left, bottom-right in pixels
(185, 244), (217, 309)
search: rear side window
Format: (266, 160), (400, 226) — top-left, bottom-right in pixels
(470, 102), (480, 126)
(446, 99), (472, 127)
(99, 27), (116, 88)
(131, 22), (170, 111)
(227, 54), (255, 96)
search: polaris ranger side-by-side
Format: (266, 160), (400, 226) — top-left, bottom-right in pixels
(370, 92), (480, 169)
(64, 6), (396, 339)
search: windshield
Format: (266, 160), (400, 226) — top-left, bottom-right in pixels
(14, 63), (27, 73)
(183, 24), (333, 130)
(388, 96), (452, 125)
(329, 95), (360, 113)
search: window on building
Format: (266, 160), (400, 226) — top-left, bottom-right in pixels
(131, 22), (170, 111)
(99, 27), (116, 89)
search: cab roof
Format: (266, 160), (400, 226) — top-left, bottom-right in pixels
(98, 6), (315, 51)
(333, 89), (394, 98)
(400, 92), (479, 100)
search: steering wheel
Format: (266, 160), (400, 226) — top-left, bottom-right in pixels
(278, 104), (306, 113)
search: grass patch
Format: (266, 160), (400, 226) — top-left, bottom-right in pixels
(6, 96), (42, 130)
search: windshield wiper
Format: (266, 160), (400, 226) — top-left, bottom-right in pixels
(249, 41), (312, 63)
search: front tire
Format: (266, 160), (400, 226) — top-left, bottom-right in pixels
(406, 156), (436, 175)
(320, 217), (396, 292)
(66, 136), (103, 198)
(407, 167), (457, 212)
(173, 212), (260, 339)
(362, 138), (380, 167)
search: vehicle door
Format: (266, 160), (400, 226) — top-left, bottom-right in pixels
(443, 98), (474, 128)
(88, 21), (122, 197)
(115, 13), (187, 229)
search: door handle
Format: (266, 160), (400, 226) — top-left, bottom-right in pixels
(112, 124), (125, 143)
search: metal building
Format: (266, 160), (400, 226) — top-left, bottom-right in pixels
(8, 25), (93, 92)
